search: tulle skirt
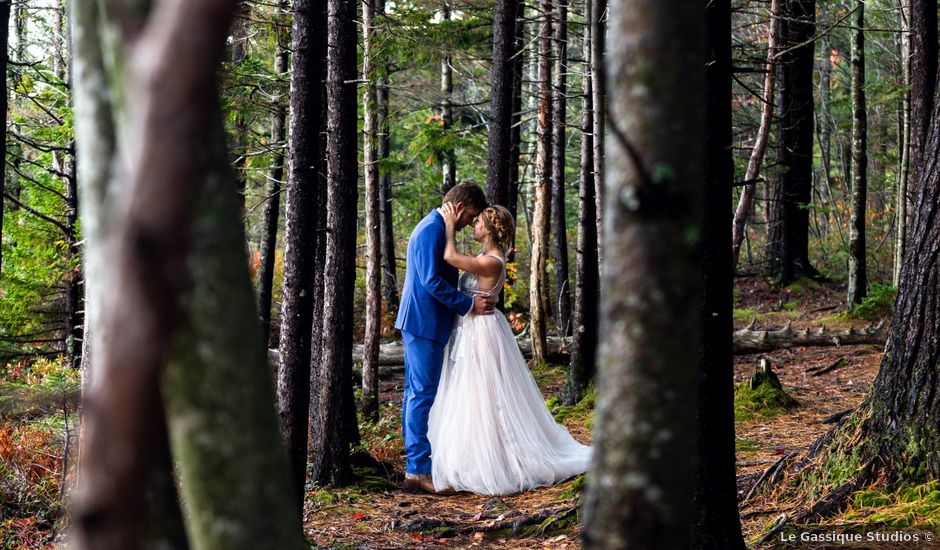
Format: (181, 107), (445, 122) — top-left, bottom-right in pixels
(427, 311), (592, 495)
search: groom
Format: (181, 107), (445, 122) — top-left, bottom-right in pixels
(395, 180), (495, 494)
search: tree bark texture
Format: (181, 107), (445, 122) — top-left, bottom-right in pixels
(256, 1), (289, 348)
(766, 0), (817, 284)
(847, 1), (867, 305)
(564, 3), (597, 406)
(855, 5), (940, 484)
(895, 0), (911, 286)
(582, 0), (704, 547)
(277, 0), (327, 512)
(507, 0), (525, 228)
(72, 1), (303, 548)
(908, 0), (936, 185)
(309, 0), (360, 485)
(551, 0), (571, 336)
(361, 0), (381, 422)
(485, 0), (517, 206)
(529, 0), (552, 365)
(693, 0), (746, 547)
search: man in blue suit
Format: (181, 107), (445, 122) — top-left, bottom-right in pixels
(395, 181), (494, 493)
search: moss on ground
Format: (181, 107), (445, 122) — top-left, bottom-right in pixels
(846, 481), (940, 527)
(733, 373), (798, 421)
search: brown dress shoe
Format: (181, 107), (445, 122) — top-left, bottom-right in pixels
(403, 473), (456, 495)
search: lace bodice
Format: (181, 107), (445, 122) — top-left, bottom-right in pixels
(457, 254), (506, 296)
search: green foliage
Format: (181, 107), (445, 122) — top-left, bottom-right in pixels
(848, 283), (896, 320)
(736, 437), (760, 452)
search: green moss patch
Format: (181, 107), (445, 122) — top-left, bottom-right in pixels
(734, 367), (798, 421)
(845, 482), (940, 527)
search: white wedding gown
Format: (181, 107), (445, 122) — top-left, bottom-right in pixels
(427, 255), (592, 495)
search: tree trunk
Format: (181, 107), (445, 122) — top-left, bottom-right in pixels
(378, 78), (399, 314)
(582, 0), (703, 546)
(309, 0), (360, 485)
(591, 0), (606, 269)
(71, 1), (303, 548)
(551, 0), (571, 336)
(895, 0), (911, 286)
(564, 3), (597, 406)
(847, 1), (867, 305)
(908, 0), (936, 185)
(440, 4), (456, 194)
(730, 0), (779, 271)
(817, 30), (833, 238)
(485, 0), (518, 206)
(529, 0), (552, 365)
(766, 0), (817, 285)
(0, 0), (10, 275)
(376, 1), (398, 316)
(361, 0), (381, 423)
(64, 152), (83, 370)
(277, 0), (327, 512)
(507, 0), (525, 228)
(693, 0), (746, 547)
(256, 1), (289, 349)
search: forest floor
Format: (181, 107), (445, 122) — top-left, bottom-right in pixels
(5, 276), (938, 548)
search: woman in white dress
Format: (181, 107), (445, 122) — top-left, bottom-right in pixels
(427, 202), (592, 496)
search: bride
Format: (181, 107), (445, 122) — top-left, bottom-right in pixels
(427, 202), (592, 496)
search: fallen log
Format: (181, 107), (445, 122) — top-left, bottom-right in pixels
(732, 320), (887, 354)
(266, 320), (889, 368)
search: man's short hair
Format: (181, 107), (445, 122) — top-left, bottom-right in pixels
(443, 180), (488, 211)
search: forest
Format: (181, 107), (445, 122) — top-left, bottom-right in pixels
(1, 0), (939, 547)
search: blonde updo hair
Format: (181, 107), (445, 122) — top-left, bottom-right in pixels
(481, 205), (515, 251)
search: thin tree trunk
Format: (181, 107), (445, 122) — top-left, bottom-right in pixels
(582, 0), (704, 545)
(895, 0), (911, 286)
(551, 0), (571, 336)
(693, 0), (746, 547)
(277, 0), (327, 512)
(229, 1), (252, 214)
(378, 78), (399, 314)
(529, 0), (552, 365)
(847, 0), (867, 305)
(817, 30), (833, 238)
(310, 0), (360, 485)
(256, 1), (289, 348)
(564, 4), (597, 406)
(64, 152), (83, 369)
(731, 0), (780, 271)
(591, 0), (605, 269)
(440, 4), (456, 193)
(486, 0), (518, 206)
(0, 0), (11, 277)
(507, 0), (525, 228)
(361, 0), (381, 422)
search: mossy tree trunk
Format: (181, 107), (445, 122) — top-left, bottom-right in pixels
(692, 0), (746, 547)
(70, 1), (304, 548)
(551, 0), (571, 336)
(582, 0), (704, 546)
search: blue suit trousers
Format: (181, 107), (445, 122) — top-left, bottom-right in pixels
(401, 330), (446, 474)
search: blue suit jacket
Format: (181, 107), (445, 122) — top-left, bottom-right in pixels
(395, 210), (473, 344)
